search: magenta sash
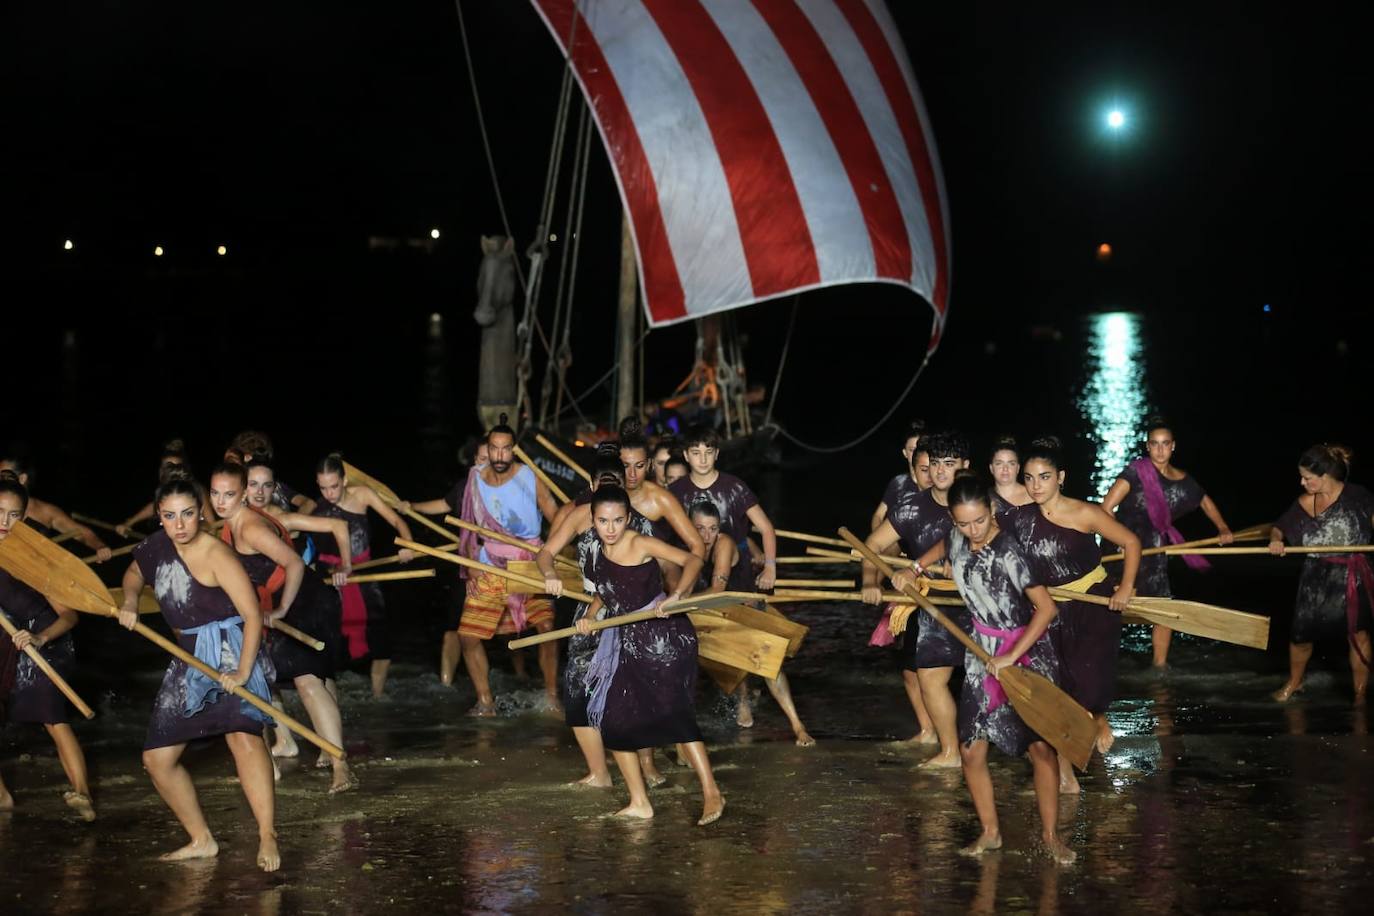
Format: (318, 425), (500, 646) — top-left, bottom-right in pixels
(1320, 554), (1374, 665)
(869, 603), (897, 647)
(322, 549), (370, 659)
(457, 467), (543, 627)
(972, 619), (1032, 712)
(1132, 458), (1210, 572)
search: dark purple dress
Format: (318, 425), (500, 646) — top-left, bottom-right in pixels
(563, 506), (653, 728)
(881, 472), (921, 518)
(1008, 508), (1120, 713)
(888, 488), (966, 671)
(1114, 463), (1206, 598)
(312, 501), (388, 661)
(1276, 483), (1374, 645)
(584, 549), (701, 752)
(134, 531), (272, 749)
(948, 529), (1060, 757)
(224, 512), (338, 685)
(0, 570), (75, 725)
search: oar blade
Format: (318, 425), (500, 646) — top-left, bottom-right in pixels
(689, 612), (789, 679)
(0, 523), (118, 615)
(1127, 598), (1270, 650)
(342, 461), (401, 507)
(998, 666), (1096, 770)
(707, 602), (809, 658)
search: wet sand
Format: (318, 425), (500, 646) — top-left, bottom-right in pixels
(3, 574), (1373, 915)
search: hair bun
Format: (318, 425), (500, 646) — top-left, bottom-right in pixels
(498, 412), (509, 426)
(618, 417), (644, 439)
(1328, 443), (1354, 466)
(596, 441), (620, 458)
(1029, 434), (1061, 451)
(992, 434), (1018, 451)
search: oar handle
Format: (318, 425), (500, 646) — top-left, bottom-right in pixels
(768, 528), (850, 549)
(100, 606), (343, 759)
(83, 542), (138, 565)
(0, 611), (95, 719)
(509, 601), (707, 649)
(513, 445), (570, 504)
(1102, 523), (1276, 561)
(533, 433), (592, 484)
(395, 537), (594, 604)
(443, 515), (577, 570)
(805, 545), (925, 571)
(70, 513), (126, 536)
(398, 507), (461, 546)
(269, 619), (325, 651)
(336, 569), (436, 585)
(839, 528), (992, 665)
(348, 545), (458, 573)
(773, 578), (855, 588)
(766, 590), (964, 606)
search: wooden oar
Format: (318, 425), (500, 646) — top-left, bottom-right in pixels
(347, 545), (458, 573)
(110, 586), (160, 615)
(0, 609), (95, 719)
(83, 542), (138, 564)
(768, 528), (850, 549)
(508, 592), (755, 647)
(506, 560), (584, 596)
(444, 515), (577, 570)
(512, 445), (570, 504)
(1045, 587), (1269, 650)
(396, 538), (594, 603)
(805, 545), (921, 569)
(774, 578), (854, 588)
(336, 569), (436, 585)
(52, 530), (83, 545)
(1158, 545), (1374, 556)
(840, 527), (1096, 770)
(534, 433), (592, 483)
(70, 513), (133, 537)
(0, 524), (344, 760)
(767, 589), (965, 607)
(270, 620), (325, 651)
(775, 556), (847, 565)
(1101, 522), (1274, 562)
(339, 461), (462, 546)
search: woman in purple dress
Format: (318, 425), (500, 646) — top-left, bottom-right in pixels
(1269, 444), (1373, 704)
(0, 478), (95, 821)
(1011, 436), (1141, 793)
(1101, 416), (1235, 667)
(574, 486), (724, 825)
(116, 470), (281, 872)
(910, 476), (1075, 866)
(312, 453), (416, 698)
(210, 462), (355, 794)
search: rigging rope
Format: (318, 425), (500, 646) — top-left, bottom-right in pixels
(763, 354), (932, 455)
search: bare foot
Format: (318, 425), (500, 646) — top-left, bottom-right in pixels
(0, 788), (14, 810)
(613, 802), (654, 820)
(544, 691), (564, 716)
(1272, 681), (1304, 702)
(1043, 834), (1077, 866)
(958, 832), (1002, 857)
(1059, 772), (1082, 795)
(736, 702), (754, 729)
(904, 730), (939, 746)
(271, 755), (281, 783)
(466, 701), (498, 718)
(315, 753), (332, 770)
(794, 730), (817, 747)
(270, 732), (299, 759)
(257, 833), (281, 873)
(63, 791), (97, 822)
(569, 772), (614, 788)
(159, 835), (219, 862)
(644, 772), (668, 788)
(918, 751), (961, 770)
(328, 764), (358, 795)
(1095, 718), (1115, 754)
(698, 793), (725, 826)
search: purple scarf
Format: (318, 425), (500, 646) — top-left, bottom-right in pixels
(1131, 457), (1211, 572)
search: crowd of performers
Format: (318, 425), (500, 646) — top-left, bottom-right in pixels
(0, 415), (1369, 871)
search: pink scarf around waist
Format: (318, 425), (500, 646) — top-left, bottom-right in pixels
(458, 467), (543, 629)
(1320, 553), (1374, 665)
(1132, 457), (1210, 572)
(972, 619), (1033, 712)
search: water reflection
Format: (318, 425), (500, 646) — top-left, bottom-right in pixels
(1077, 312), (1148, 497)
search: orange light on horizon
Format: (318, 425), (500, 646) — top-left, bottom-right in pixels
(1096, 242), (1113, 261)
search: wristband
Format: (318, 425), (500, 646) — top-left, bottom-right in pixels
(764, 559), (776, 567)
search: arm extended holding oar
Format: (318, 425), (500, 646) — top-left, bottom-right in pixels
(352, 486), (418, 564)
(859, 520), (941, 605)
(34, 504), (112, 562)
(0, 603), (95, 719)
(1071, 501), (1140, 611)
(273, 511), (352, 587)
(536, 505), (588, 596)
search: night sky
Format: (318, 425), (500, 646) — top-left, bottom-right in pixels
(6, 2), (1367, 453)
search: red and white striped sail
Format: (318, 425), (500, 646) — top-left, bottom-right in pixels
(530, 0), (951, 352)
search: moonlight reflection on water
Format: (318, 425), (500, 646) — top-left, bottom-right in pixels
(1078, 312), (1149, 497)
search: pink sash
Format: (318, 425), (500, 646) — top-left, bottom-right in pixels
(1132, 458), (1210, 572)
(458, 467), (543, 628)
(972, 619), (1032, 712)
(1320, 554), (1374, 665)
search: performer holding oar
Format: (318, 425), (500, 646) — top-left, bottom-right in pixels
(866, 477), (1078, 866)
(860, 430), (970, 764)
(618, 418), (705, 589)
(210, 463), (355, 794)
(1101, 416), (1236, 667)
(869, 420), (928, 532)
(0, 478), (96, 821)
(574, 485), (724, 825)
(453, 415), (560, 716)
(693, 501), (814, 746)
(1269, 444), (1373, 705)
(312, 453), (415, 698)
(0, 455), (113, 562)
(1004, 438), (1139, 792)
(115, 468), (281, 872)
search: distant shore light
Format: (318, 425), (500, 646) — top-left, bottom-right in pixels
(430, 228), (441, 239)
(154, 245), (164, 257)
(217, 245), (228, 256)
(1096, 242), (1113, 261)
(63, 239), (74, 250)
